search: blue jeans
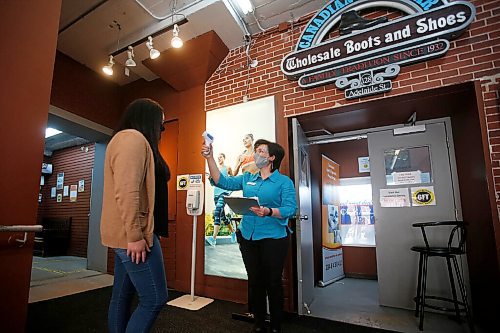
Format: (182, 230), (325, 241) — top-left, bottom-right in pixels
(108, 234), (168, 333)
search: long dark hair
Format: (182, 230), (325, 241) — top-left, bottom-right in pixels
(115, 98), (170, 181)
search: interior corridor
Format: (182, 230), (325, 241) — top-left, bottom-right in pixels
(29, 256), (113, 303)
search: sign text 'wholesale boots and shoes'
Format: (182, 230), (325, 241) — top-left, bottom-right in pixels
(280, 0), (475, 99)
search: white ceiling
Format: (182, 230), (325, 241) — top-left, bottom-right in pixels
(57, 0), (328, 85)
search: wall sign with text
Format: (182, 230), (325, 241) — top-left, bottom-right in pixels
(281, 0), (475, 100)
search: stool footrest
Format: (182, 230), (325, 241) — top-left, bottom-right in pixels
(414, 295), (467, 313)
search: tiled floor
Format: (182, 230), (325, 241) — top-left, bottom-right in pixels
(29, 256), (113, 303)
(309, 278), (479, 333)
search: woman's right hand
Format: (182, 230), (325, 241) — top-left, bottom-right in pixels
(127, 239), (150, 264)
(201, 142), (213, 159)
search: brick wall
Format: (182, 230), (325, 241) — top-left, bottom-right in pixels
(205, 0), (500, 240)
(483, 75), (500, 206)
(206, 1), (498, 113)
(38, 144), (95, 257)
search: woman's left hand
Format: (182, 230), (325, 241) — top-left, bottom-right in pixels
(250, 206), (271, 217)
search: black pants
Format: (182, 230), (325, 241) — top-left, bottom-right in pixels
(239, 234), (289, 330)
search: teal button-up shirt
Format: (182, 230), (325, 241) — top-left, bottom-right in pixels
(215, 170), (297, 240)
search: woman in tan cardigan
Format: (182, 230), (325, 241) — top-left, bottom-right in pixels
(101, 98), (170, 333)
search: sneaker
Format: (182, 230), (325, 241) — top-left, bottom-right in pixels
(230, 232), (237, 243)
(205, 236), (216, 247)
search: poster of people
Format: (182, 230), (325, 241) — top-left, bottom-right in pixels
(339, 203), (375, 246)
(321, 155), (344, 285)
(204, 96), (276, 280)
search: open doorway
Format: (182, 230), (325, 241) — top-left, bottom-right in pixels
(30, 106), (113, 303)
(291, 82), (487, 332)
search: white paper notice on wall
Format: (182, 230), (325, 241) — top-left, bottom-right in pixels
(70, 185), (78, 202)
(78, 180), (85, 192)
(63, 185), (69, 197)
(411, 186), (436, 206)
(380, 188), (410, 207)
(393, 171), (421, 185)
(358, 157), (370, 173)
(56, 172), (64, 190)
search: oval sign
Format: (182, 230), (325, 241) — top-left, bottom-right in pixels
(413, 189), (434, 205)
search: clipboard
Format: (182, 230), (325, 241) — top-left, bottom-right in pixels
(223, 196), (260, 215)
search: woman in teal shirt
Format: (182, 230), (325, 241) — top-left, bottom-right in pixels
(202, 139), (297, 333)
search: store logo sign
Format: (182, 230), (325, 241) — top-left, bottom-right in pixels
(281, 1), (475, 100)
(296, 0), (449, 51)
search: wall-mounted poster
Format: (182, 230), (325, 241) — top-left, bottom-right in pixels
(78, 180), (85, 192)
(321, 155), (344, 286)
(56, 172), (64, 190)
(204, 95), (276, 280)
(50, 187), (56, 198)
(56, 193), (62, 203)
(63, 185), (69, 197)
(70, 185), (78, 202)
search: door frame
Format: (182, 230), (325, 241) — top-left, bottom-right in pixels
(47, 105), (112, 272)
(292, 117), (315, 315)
(291, 116), (463, 313)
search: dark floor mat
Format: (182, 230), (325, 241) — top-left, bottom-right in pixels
(27, 287), (397, 332)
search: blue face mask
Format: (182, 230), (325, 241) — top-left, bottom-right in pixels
(253, 153), (269, 169)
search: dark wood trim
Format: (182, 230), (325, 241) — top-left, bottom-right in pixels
(473, 80), (500, 269)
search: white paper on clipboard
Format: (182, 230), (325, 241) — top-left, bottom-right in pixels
(224, 196), (260, 215)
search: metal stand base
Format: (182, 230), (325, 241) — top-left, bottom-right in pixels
(231, 312), (255, 323)
(167, 294), (214, 311)
(318, 274), (345, 287)
(231, 312), (271, 324)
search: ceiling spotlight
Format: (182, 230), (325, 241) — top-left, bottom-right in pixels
(171, 24), (183, 48)
(146, 36), (160, 59)
(102, 55), (114, 76)
(125, 46), (136, 67)
(236, 0), (254, 14)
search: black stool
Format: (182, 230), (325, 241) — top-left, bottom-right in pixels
(411, 221), (473, 331)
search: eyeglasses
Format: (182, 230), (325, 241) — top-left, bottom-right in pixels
(160, 120), (167, 132)
(255, 148), (268, 155)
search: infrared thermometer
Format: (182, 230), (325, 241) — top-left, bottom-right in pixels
(202, 131), (214, 157)
(202, 131), (214, 145)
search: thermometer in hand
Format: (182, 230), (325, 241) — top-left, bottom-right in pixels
(202, 131), (214, 145)
(202, 131), (214, 156)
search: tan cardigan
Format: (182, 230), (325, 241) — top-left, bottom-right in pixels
(100, 129), (155, 249)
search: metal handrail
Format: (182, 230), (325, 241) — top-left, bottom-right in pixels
(0, 225), (43, 247)
(0, 225), (42, 233)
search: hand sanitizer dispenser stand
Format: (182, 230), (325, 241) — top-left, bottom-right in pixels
(167, 175), (214, 310)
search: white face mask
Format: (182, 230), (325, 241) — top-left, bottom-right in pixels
(253, 153), (269, 169)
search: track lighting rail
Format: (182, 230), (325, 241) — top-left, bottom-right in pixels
(109, 18), (188, 57)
